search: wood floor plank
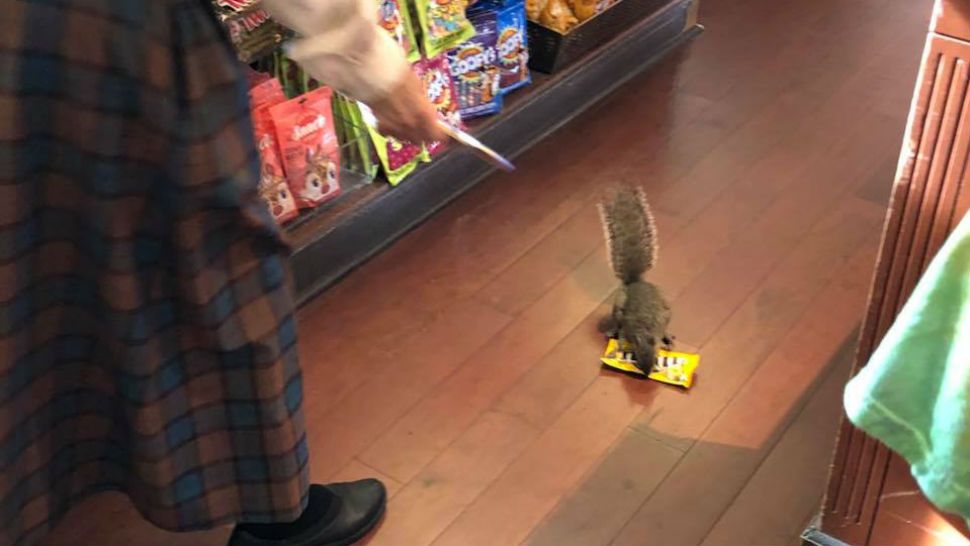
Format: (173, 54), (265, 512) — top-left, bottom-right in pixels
(430, 374), (659, 546)
(358, 243), (620, 483)
(522, 429), (683, 546)
(303, 300), (512, 480)
(474, 205), (606, 317)
(699, 336), (857, 546)
(612, 206), (884, 546)
(367, 412), (538, 546)
(666, 108), (901, 348)
(331, 460), (404, 500)
(633, 194), (885, 452)
(652, 24), (910, 238)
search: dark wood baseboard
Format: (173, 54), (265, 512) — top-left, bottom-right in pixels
(289, 0), (702, 304)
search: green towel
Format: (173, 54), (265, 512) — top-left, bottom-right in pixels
(844, 210), (970, 524)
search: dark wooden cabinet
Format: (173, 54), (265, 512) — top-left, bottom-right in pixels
(806, 1), (970, 545)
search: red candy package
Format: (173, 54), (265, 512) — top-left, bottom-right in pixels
(414, 55), (464, 158)
(249, 78), (299, 224)
(257, 163), (299, 223)
(270, 87), (342, 209)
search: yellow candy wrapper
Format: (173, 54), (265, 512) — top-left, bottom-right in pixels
(600, 338), (700, 389)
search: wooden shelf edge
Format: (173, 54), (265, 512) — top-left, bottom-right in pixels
(289, 0), (702, 305)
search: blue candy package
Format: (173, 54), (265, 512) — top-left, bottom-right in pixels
(447, 9), (503, 119)
(495, 1), (531, 93)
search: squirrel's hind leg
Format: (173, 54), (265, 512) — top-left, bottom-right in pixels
(597, 313), (620, 337)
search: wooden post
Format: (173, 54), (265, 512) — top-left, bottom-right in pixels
(813, 1), (970, 544)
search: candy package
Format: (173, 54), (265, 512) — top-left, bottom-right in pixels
(447, 10), (503, 119)
(257, 163), (299, 224)
(270, 87), (342, 209)
(414, 0), (476, 58)
(413, 56), (464, 159)
(249, 79), (299, 225)
(377, 0), (421, 62)
(600, 338), (700, 389)
(250, 77), (287, 110)
(357, 103), (423, 186)
(495, 1), (531, 93)
(212, 3), (287, 63)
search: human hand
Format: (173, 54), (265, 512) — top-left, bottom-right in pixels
(367, 71), (447, 144)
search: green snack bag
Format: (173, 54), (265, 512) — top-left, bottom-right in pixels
(413, 0), (476, 58)
(357, 103), (423, 186)
(339, 98), (380, 179)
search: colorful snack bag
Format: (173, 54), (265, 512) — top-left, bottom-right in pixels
(257, 163), (299, 224)
(249, 77), (286, 108)
(357, 103), (423, 186)
(447, 10), (503, 119)
(413, 56), (464, 159)
(377, 0), (421, 62)
(249, 79), (299, 225)
(270, 87), (342, 209)
(212, 4), (287, 63)
(495, 1), (531, 93)
(414, 0), (476, 58)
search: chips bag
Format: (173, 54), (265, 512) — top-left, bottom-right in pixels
(539, 0), (578, 33)
(270, 87), (342, 209)
(495, 1), (531, 93)
(357, 103), (423, 186)
(413, 56), (464, 159)
(447, 10), (503, 119)
(377, 0), (421, 62)
(414, 0), (476, 58)
(249, 78), (299, 225)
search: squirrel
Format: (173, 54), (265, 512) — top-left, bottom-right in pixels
(597, 185), (674, 374)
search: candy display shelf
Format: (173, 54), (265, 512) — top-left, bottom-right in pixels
(288, 0), (701, 305)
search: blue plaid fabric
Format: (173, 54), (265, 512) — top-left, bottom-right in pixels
(0, 2), (310, 545)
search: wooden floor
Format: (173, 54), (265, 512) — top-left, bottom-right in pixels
(42, 0), (931, 545)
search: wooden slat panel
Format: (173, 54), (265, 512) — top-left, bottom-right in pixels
(822, 21), (970, 546)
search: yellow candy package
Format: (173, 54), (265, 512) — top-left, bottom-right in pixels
(600, 338), (700, 389)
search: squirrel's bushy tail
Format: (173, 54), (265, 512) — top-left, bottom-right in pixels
(598, 185), (658, 285)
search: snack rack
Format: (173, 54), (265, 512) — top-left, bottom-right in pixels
(527, 0), (686, 73)
(211, 0), (701, 303)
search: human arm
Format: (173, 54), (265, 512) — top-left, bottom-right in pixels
(261, 0), (444, 142)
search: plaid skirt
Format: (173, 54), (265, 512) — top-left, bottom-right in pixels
(0, 2), (310, 545)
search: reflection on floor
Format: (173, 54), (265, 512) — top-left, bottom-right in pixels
(41, 0), (939, 544)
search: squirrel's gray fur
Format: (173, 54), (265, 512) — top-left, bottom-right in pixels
(597, 185), (673, 373)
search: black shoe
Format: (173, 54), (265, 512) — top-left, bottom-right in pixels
(227, 480), (387, 546)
